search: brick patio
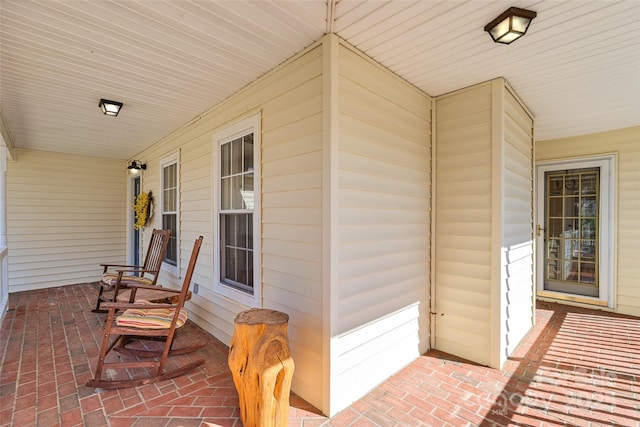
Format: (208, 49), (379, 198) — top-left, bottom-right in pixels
(0, 283), (638, 426)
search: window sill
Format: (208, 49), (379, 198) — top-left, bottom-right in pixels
(214, 282), (258, 308)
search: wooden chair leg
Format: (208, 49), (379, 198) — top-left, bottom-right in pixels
(92, 284), (106, 313)
(90, 309), (119, 383)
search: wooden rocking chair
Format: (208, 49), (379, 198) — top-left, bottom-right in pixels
(92, 229), (170, 313)
(86, 236), (204, 389)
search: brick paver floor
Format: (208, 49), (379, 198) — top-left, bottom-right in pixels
(0, 283), (638, 426)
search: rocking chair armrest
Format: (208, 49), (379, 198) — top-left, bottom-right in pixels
(100, 263), (142, 273)
(102, 302), (176, 311)
(101, 263), (141, 270)
(101, 263), (140, 268)
(126, 283), (180, 293)
(110, 268), (155, 276)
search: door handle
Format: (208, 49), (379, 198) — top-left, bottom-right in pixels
(537, 224), (544, 236)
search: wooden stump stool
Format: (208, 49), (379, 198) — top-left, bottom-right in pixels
(228, 308), (295, 427)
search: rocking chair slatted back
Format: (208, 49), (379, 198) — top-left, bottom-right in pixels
(143, 230), (171, 283)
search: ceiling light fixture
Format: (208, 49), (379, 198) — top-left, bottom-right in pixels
(484, 7), (537, 44)
(127, 160), (146, 171)
(99, 98), (123, 116)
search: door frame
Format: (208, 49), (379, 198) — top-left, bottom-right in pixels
(535, 154), (616, 308)
(129, 174), (142, 266)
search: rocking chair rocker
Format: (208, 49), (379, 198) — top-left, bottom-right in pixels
(86, 236), (204, 389)
(92, 229), (170, 313)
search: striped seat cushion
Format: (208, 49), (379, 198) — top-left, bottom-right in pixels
(116, 300), (188, 330)
(101, 273), (153, 287)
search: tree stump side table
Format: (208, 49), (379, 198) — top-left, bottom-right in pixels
(228, 308), (295, 427)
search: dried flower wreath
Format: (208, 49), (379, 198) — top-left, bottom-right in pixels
(133, 191), (152, 230)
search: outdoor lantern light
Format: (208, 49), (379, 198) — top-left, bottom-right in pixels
(127, 160), (146, 171)
(99, 98), (123, 116)
(484, 7), (537, 44)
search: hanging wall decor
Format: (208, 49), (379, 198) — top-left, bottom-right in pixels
(133, 191), (152, 230)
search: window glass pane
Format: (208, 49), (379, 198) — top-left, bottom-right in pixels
(220, 212), (254, 291)
(547, 238), (560, 259)
(171, 162), (176, 186)
(581, 173), (597, 195)
(565, 176), (579, 195)
(580, 219), (596, 239)
(244, 134), (254, 172)
(246, 251), (253, 287)
(237, 249), (247, 285)
(224, 214), (236, 246)
(564, 219), (578, 235)
(548, 198), (562, 217)
(247, 214), (253, 250)
(163, 213), (177, 265)
(567, 238), (579, 259)
(221, 143), (231, 176)
(547, 259), (559, 280)
(164, 164), (176, 186)
(548, 219), (563, 237)
(581, 197), (597, 218)
(563, 260), (578, 281)
(163, 165), (170, 187)
(548, 176), (563, 196)
(243, 174), (254, 209)
(231, 176), (243, 209)
(164, 188), (176, 212)
(580, 262), (596, 284)
(236, 214), (247, 248)
(564, 196), (579, 217)
(224, 247), (236, 282)
(221, 177), (232, 210)
(163, 188), (170, 211)
(172, 187), (177, 210)
(231, 137), (243, 175)
(580, 240), (595, 259)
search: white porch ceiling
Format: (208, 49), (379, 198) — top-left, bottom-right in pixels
(1, 0), (638, 160)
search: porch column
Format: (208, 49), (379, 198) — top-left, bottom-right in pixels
(0, 138), (8, 317)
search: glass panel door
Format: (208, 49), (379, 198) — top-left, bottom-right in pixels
(131, 175), (141, 266)
(543, 168), (599, 296)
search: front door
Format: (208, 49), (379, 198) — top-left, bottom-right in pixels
(535, 156), (615, 307)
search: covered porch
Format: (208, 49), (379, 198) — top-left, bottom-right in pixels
(1, 283), (637, 426)
(1, 1), (639, 422)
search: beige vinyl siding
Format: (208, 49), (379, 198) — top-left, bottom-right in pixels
(180, 139), (213, 286)
(261, 51), (324, 400)
(7, 149), (126, 292)
(435, 82), (493, 365)
(434, 80), (534, 367)
(134, 43), (325, 408)
(536, 126), (640, 316)
(333, 43), (432, 409)
(502, 88), (534, 356)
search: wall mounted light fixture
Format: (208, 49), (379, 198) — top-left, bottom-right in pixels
(127, 160), (146, 171)
(99, 98), (123, 116)
(484, 7), (537, 44)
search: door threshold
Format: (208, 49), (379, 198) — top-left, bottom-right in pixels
(537, 290), (608, 307)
